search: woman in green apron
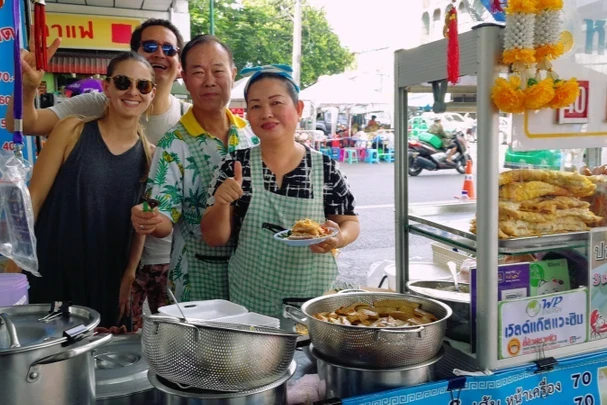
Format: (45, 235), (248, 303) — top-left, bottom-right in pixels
(202, 65), (360, 317)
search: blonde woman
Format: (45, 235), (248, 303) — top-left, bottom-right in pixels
(7, 52), (156, 326)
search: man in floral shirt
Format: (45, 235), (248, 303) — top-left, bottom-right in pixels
(131, 35), (257, 301)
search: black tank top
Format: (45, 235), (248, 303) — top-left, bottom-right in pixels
(28, 120), (146, 327)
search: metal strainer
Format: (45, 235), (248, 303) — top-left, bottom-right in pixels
(284, 292), (451, 369)
(141, 313), (299, 392)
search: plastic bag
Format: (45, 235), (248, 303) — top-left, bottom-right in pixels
(0, 149), (38, 275)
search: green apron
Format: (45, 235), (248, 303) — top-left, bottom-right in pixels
(177, 129), (238, 301)
(228, 146), (338, 316)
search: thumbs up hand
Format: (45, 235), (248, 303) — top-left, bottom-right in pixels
(214, 160), (244, 206)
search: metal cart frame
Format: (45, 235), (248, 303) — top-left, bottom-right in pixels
(394, 23), (607, 371)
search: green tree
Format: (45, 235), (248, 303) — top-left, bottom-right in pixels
(189, 0), (354, 88)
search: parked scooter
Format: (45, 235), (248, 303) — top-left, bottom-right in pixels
(408, 131), (471, 176)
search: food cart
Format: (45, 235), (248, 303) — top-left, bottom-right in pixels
(338, 2), (607, 403)
(6, 0), (607, 403)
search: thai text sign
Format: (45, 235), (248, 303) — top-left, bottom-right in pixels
(498, 288), (587, 359)
(45, 13), (143, 51)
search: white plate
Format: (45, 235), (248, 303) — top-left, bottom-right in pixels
(273, 227), (339, 247)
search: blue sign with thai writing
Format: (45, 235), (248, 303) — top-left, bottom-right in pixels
(0, 0), (35, 163)
(340, 350), (607, 405)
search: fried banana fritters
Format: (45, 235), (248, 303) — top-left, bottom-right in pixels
(499, 169), (596, 197)
(499, 181), (571, 202)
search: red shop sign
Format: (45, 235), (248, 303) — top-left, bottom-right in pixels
(558, 80), (589, 124)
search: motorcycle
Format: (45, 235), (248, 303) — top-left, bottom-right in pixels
(408, 131), (471, 176)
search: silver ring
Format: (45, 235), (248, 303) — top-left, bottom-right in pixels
(139, 225), (145, 230)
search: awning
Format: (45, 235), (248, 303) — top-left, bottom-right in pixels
(47, 50), (121, 75)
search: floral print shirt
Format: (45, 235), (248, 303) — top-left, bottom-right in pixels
(145, 107), (258, 301)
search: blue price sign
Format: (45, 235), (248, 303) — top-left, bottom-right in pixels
(341, 350), (607, 405)
(0, 0), (35, 164)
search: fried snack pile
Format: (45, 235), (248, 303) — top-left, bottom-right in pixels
(290, 219), (328, 240)
(312, 299), (438, 327)
(470, 169), (601, 239)
(579, 169), (607, 227)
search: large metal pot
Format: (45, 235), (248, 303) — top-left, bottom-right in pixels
(313, 345), (442, 398)
(284, 292), (451, 369)
(407, 280), (471, 343)
(96, 334), (165, 405)
(0, 304), (112, 405)
(147, 360), (296, 404)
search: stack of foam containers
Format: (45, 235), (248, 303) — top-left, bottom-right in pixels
(158, 299), (280, 328)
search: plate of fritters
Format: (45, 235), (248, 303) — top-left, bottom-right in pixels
(274, 218), (338, 247)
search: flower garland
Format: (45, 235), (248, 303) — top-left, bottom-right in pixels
(533, 0), (579, 109)
(492, 0), (579, 113)
(492, 0), (537, 113)
(534, 0), (564, 77)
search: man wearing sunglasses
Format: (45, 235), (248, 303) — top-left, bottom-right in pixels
(6, 18), (190, 330)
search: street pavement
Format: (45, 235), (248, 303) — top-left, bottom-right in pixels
(336, 144), (507, 287)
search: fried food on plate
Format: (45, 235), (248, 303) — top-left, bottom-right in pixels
(499, 181), (571, 202)
(290, 218), (328, 239)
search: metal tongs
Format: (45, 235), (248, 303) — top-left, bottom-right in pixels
(262, 222), (287, 234)
(38, 301), (70, 323)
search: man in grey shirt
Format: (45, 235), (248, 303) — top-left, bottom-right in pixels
(6, 18), (191, 329)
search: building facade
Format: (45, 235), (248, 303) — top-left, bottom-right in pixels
(420, 0), (475, 44)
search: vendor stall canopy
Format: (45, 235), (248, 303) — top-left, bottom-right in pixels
(299, 71), (391, 107)
(45, 0), (177, 12)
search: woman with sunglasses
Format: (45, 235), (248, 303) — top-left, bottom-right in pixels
(6, 52), (157, 327)
(6, 18), (187, 331)
(201, 65), (359, 317)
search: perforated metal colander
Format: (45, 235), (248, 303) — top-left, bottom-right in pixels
(141, 313), (299, 392)
(284, 292), (451, 369)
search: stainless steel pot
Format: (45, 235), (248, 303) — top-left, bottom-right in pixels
(0, 304), (112, 405)
(407, 280), (471, 343)
(147, 360), (296, 404)
(313, 345), (442, 398)
(96, 334), (165, 405)
(284, 292), (451, 369)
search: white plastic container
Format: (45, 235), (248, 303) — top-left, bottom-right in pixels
(158, 299), (248, 320)
(213, 312), (280, 328)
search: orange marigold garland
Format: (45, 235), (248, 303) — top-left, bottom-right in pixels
(523, 78), (555, 110)
(493, 0), (579, 113)
(547, 78), (580, 109)
(534, 0), (564, 79)
(533, 0), (579, 110)
(492, 76), (526, 114)
(492, 0), (537, 113)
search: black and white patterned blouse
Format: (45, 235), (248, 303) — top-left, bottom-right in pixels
(207, 147), (357, 238)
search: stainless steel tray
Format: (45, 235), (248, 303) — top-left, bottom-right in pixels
(408, 201), (589, 255)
